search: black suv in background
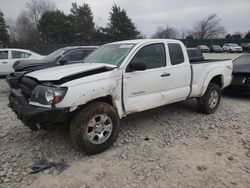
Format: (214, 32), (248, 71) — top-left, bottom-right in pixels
(12, 46), (98, 72)
(7, 46), (98, 88)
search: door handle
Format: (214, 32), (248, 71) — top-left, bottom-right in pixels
(2, 62), (8, 64)
(161, 73), (171, 77)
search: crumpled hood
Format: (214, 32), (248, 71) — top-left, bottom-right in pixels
(26, 63), (117, 81)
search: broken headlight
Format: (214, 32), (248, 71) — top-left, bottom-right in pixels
(30, 85), (67, 105)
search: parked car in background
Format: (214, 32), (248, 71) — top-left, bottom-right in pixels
(241, 43), (250, 52)
(7, 46), (98, 88)
(8, 39), (232, 154)
(13, 46), (98, 72)
(223, 43), (243, 53)
(210, 45), (224, 53)
(0, 49), (44, 75)
(197, 45), (210, 53)
(227, 55), (250, 94)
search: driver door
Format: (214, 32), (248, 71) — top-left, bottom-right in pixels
(123, 43), (171, 113)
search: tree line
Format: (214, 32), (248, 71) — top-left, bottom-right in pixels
(0, 0), (250, 45)
(1, 0), (141, 45)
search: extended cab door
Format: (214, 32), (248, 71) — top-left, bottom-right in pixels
(163, 43), (191, 103)
(123, 43), (171, 113)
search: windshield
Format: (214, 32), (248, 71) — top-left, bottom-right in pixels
(233, 55), (250, 66)
(42, 48), (65, 62)
(83, 44), (135, 66)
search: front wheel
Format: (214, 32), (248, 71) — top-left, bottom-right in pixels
(197, 84), (221, 114)
(70, 101), (120, 155)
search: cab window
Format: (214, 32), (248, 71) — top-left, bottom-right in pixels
(168, 43), (184, 65)
(129, 43), (166, 70)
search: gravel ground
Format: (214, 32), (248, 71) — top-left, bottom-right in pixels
(0, 53), (250, 188)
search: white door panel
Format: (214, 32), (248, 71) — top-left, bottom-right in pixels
(167, 64), (191, 102)
(124, 68), (170, 113)
(163, 43), (192, 103)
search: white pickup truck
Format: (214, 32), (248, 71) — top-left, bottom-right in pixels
(8, 39), (232, 154)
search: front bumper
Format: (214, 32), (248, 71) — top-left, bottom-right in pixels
(8, 89), (71, 130)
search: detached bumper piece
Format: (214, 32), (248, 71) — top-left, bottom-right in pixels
(7, 73), (20, 89)
(8, 89), (70, 131)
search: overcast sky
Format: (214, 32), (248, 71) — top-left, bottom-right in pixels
(1, 0), (250, 37)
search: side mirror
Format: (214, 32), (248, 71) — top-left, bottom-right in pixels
(128, 61), (147, 72)
(58, 59), (68, 65)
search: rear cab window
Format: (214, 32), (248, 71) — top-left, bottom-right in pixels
(0, 51), (8, 59)
(168, 43), (184, 65)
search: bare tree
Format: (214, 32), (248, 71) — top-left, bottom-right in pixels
(6, 18), (18, 42)
(15, 12), (37, 43)
(191, 14), (225, 39)
(25, 0), (56, 28)
(14, 0), (56, 43)
(152, 26), (179, 39)
(179, 27), (189, 39)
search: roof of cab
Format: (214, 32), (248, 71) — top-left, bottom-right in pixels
(108, 39), (181, 45)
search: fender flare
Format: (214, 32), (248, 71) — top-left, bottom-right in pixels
(198, 69), (224, 97)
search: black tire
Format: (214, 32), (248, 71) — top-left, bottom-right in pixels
(70, 101), (120, 155)
(197, 84), (221, 114)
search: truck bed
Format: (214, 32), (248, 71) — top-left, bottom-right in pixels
(189, 59), (233, 98)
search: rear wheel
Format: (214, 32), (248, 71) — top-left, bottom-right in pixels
(70, 101), (120, 155)
(197, 84), (221, 114)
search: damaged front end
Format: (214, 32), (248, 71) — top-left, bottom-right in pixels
(8, 76), (71, 131)
(8, 65), (116, 131)
(7, 71), (27, 89)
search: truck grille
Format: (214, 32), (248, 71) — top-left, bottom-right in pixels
(19, 77), (39, 99)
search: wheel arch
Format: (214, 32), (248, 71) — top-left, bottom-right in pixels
(200, 74), (224, 97)
(209, 75), (223, 88)
(74, 95), (123, 118)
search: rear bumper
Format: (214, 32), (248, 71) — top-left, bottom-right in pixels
(8, 89), (71, 130)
